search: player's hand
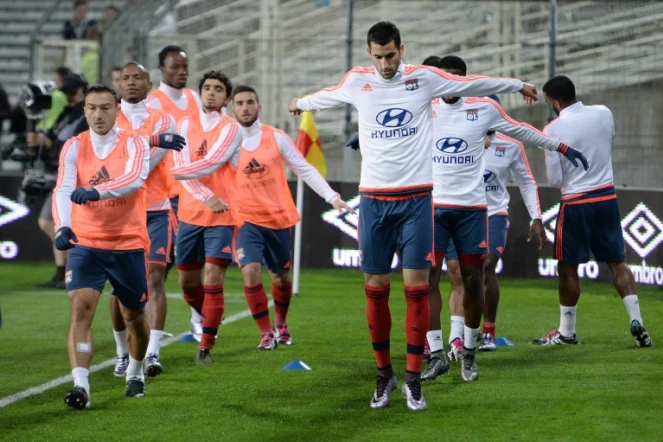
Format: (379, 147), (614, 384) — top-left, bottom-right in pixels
(528, 219), (549, 252)
(150, 133), (185, 151)
(519, 83), (538, 105)
(205, 196), (229, 214)
(484, 136), (491, 149)
(288, 98), (302, 116)
(71, 187), (101, 205)
(558, 143), (589, 171)
(332, 198), (355, 214)
(346, 133), (360, 151)
(54, 227), (78, 251)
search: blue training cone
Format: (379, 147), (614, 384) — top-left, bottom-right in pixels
(495, 337), (514, 347)
(283, 360), (312, 371)
(178, 334), (198, 343)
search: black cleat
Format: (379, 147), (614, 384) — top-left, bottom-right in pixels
(64, 386), (89, 410)
(125, 377), (145, 398)
(630, 320), (652, 347)
(195, 347), (212, 364)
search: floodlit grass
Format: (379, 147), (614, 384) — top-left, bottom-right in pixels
(1, 262), (662, 441)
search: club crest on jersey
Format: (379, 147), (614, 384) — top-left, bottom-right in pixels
(495, 146), (506, 157)
(405, 78), (419, 91)
(466, 109), (479, 121)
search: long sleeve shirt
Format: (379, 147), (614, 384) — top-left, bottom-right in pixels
(297, 63), (523, 196)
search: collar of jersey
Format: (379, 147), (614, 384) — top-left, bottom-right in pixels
(559, 101), (583, 116)
(120, 99), (148, 116)
(159, 81), (185, 101)
(90, 125), (119, 146)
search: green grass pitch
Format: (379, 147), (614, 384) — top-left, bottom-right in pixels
(0, 262), (662, 441)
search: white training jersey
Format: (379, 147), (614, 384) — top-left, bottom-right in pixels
(297, 63), (523, 195)
(484, 133), (541, 219)
(543, 101), (615, 196)
(432, 96), (561, 208)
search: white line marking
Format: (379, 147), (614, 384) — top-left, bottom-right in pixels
(0, 301), (272, 408)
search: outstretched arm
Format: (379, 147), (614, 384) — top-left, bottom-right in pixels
(290, 69), (357, 114)
(422, 67), (532, 101)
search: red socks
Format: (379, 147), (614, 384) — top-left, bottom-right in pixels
(244, 283), (271, 333)
(483, 321), (496, 338)
(183, 283), (204, 314)
(404, 284), (429, 374)
(365, 284), (391, 370)
(272, 281), (292, 327)
(199, 284), (224, 349)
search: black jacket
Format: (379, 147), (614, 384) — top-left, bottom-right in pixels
(62, 19), (97, 40)
(44, 103), (88, 171)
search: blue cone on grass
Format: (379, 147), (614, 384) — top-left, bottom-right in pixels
(283, 360), (311, 371)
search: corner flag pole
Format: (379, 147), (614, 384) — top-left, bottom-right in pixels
(292, 176), (304, 296)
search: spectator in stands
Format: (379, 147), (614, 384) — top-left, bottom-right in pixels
(31, 74), (89, 289)
(36, 67), (72, 133)
(62, 0), (97, 40)
(99, 5), (121, 32)
(81, 26), (101, 84)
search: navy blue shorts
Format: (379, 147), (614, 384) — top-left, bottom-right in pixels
(147, 210), (172, 266)
(554, 188), (625, 264)
(175, 221), (234, 270)
(444, 239), (458, 262)
(434, 207), (487, 264)
(359, 193), (434, 274)
(235, 222), (291, 274)
(65, 246), (147, 310)
(488, 214), (509, 259)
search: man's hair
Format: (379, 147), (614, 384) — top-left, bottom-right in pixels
(158, 45), (186, 67)
(198, 70), (232, 96)
(111, 65), (123, 73)
(74, 0), (87, 8)
(542, 75), (576, 104)
(122, 61), (150, 80)
(423, 55), (467, 75)
(232, 85), (259, 103)
(56, 66), (73, 78)
(367, 21), (401, 48)
(85, 84), (118, 102)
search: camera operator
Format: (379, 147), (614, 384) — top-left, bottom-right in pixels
(29, 73), (89, 289)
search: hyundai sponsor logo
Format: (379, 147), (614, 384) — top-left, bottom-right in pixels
(375, 108), (413, 128)
(436, 137), (469, 154)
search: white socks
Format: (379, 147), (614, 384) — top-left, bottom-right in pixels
(190, 307), (202, 323)
(126, 356), (144, 381)
(146, 330), (164, 356)
(449, 315), (464, 344)
(559, 305), (577, 337)
(113, 329), (128, 356)
(72, 367), (90, 393)
(426, 330), (444, 353)
(464, 325), (481, 350)
(622, 295), (643, 325)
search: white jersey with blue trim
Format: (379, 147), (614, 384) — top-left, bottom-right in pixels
(432, 96), (561, 208)
(543, 101), (615, 196)
(296, 63), (524, 195)
(484, 133), (541, 219)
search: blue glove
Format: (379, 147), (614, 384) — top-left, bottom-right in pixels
(71, 187), (101, 204)
(558, 143), (589, 171)
(54, 227), (78, 251)
(150, 133), (185, 151)
(346, 133), (360, 151)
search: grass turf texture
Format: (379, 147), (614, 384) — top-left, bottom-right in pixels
(0, 262), (662, 441)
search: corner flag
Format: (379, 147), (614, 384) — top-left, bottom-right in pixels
(295, 111), (327, 177)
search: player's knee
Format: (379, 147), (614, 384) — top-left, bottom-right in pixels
(148, 268), (166, 293)
(271, 272), (289, 287)
(69, 298), (95, 323)
(178, 271), (200, 293)
(447, 261), (463, 287)
(241, 263), (262, 286)
(461, 266), (483, 295)
(122, 306), (146, 328)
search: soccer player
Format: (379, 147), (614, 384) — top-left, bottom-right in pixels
(418, 55), (585, 383)
(534, 75), (651, 347)
(110, 66), (122, 102)
(109, 62), (183, 378)
(53, 84), (151, 409)
(146, 45), (204, 340)
(174, 85), (352, 351)
(289, 21), (542, 411)
(478, 127), (548, 352)
(169, 71), (242, 364)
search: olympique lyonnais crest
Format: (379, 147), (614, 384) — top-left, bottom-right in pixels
(405, 78), (419, 91)
(466, 109), (478, 121)
(495, 146), (506, 157)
